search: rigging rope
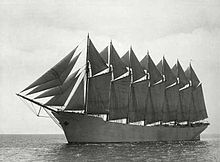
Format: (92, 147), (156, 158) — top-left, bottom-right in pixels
(18, 95), (62, 129)
(19, 97), (37, 115)
(19, 96), (54, 118)
(43, 108), (62, 129)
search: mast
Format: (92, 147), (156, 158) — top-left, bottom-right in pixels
(84, 34), (90, 114)
(106, 40), (112, 121)
(161, 57), (165, 125)
(144, 50), (149, 126)
(189, 63), (197, 122)
(186, 62), (192, 124)
(126, 46), (132, 124)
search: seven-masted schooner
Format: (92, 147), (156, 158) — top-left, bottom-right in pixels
(17, 35), (209, 143)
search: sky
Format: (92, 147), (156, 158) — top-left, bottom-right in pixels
(0, 0), (220, 134)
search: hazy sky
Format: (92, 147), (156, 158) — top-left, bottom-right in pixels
(0, 0), (220, 134)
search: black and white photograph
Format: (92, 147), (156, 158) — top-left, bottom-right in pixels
(1, 0), (220, 161)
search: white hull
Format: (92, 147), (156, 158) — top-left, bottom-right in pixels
(52, 111), (208, 143)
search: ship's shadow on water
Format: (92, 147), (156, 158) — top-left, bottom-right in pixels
(48, 140), (218, 161)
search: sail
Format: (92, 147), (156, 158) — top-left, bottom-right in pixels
(64, 78), (84, 110)
(22, 46), (78, 92)
(35, 70), (79, 99)
(109, 75), (130, 120)
(121, 48), (145, 81)
(162, 84), (180, 122)
(157, 57), (177, 87)
(179, 87), (192, 121)
(45, 75), (80, 106)
(140, 54), (162, 84)
(130, 48), (145, 81)
(144, 91), (156, 124)
(172, 60), (189, 88)
(59, 54), (80, 82)
(28, 54), (80, 95)
(87, 72), (111, 114)
(185, 64), (200, 87)
(109, 43), (127, 78)
(88, 40), (108, 75)
(121, 51), (130, 67)
(27, 79), (61, 95)
(192, 84), (208, 120)
(189, 91), (198, 122)
(129, 80), (149, 122)
(149, 82), (165, 122)
(100, 46), (108, 63)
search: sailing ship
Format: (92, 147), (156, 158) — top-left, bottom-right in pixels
(17, 35), (209, 143)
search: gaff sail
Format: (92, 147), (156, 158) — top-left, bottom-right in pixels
(179, 86), (192, 121)
(109, 76), (130, 120)
(121, 48), (149, 122)
(192, 84), (208, 121)
(172, 60), (189, 122)
(184, 64), (208, 122)
(87, 72), (111, 114)
(163, 84), (180, 122)
(129, 80), (150, 122)
(140, 53), (165, 123)
(149, 82), (165, 122)
(157, 57), (180, 122)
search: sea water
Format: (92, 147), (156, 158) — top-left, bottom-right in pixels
(1, 134), (220, 161)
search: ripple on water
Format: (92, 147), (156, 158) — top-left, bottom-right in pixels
(1, 134), (220, 161)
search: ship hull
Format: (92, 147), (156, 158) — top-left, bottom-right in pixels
(52, 111), (208, 143)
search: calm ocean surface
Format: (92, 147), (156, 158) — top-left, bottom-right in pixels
(1, 134), (220, 162)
